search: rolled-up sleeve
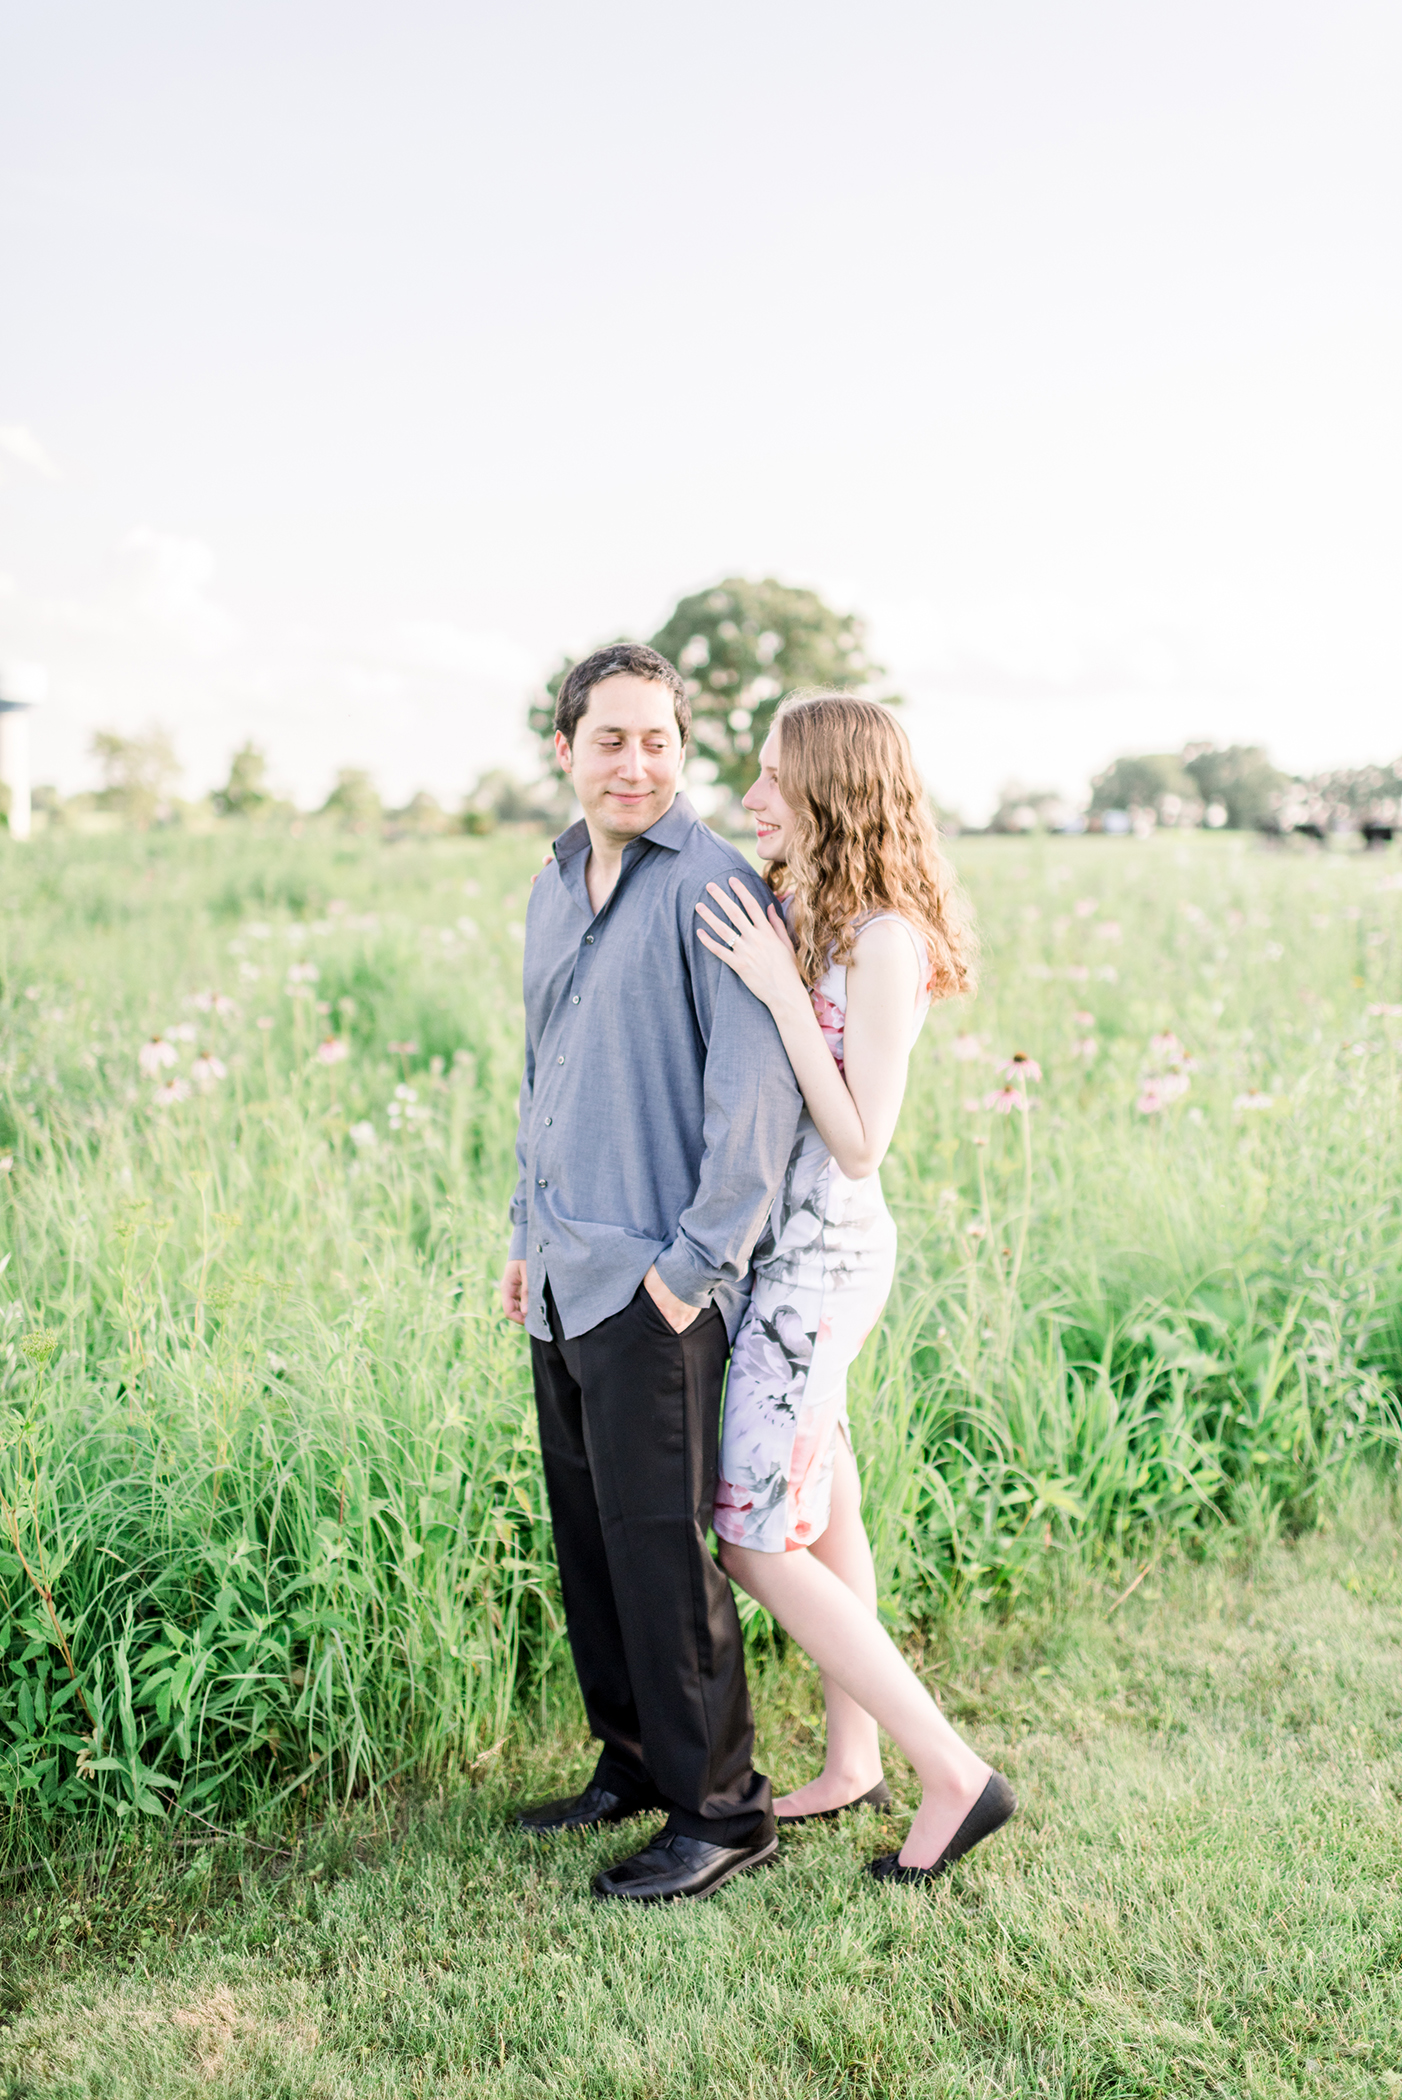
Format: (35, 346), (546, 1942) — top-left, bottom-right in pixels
(653, 875), (802, 1307)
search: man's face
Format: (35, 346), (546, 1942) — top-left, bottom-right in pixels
(556, 675), (684, 845)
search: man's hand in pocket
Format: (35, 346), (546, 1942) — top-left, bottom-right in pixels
(643, 1265), (702, 1335)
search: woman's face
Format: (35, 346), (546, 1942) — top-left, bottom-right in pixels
(742, 727), (798, 862)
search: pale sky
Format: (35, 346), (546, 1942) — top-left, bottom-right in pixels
(2, 0), (1398, 822)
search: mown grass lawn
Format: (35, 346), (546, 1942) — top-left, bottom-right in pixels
(3, 1487), (1398, 2100)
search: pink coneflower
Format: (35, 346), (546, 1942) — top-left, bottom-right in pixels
(348, 1120), (378, 1149)
(1070, 1036), (1098, 1061)
(154, 1078), (191, 1107)
(950, 1034), (985, 1063)
(286, 961), (320, 986)
(1001, 1052), (1042, 1082)
(966, 1219), (989, 1239)
(1149, 1032), (1185, 1064)
(190, 1053), (227, 1091)
(255, 1015), (275, 1032)
(1137, 1072), (1191, 1115)
(1074, 898), (1098, 918)
(1072, 1010), (1094, 1028)
(962, 1096), (984, 1114)
(315, 1037), (350, 1066)
(1366, 1003), (1402, 1018)
(1096, 920), (1123, 943)
(984, 1086), (1029, 1114)
(168, 1022), (198, 1043)
(138, 1037), (179, 1080)
(186, 989), (216, 1012)
(1233, 1089), (1273, 1112)
(0, 1154), (13, 1173)
(387, 1039), (419, 1057)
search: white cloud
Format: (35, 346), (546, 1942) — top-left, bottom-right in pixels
(0, 425), (61, 480)
(118, 528), (238, 652)
(393, 621), (539, 686)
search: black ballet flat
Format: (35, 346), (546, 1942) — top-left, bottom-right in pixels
(777, 1780), (893, 1827)
(866, 1771), (1017, 1885)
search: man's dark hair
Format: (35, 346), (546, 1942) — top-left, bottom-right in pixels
(554, 643), (690, 748)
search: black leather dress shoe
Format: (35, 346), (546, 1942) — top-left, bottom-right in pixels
(867, 1770), (1017, 1885)
(516, 1783), (660, 1835)
(777, 1779), (892, 1826)
(592, 1827), (779, 1902)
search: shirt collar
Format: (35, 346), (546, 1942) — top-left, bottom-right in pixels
(553, 790), (699, 866)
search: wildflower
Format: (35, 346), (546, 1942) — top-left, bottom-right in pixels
(1310, 914), (1330, 930)
(983, 1087), (1028, 1114)
(1263, 941), (1284, 961)
(154, 1078), (191, 1106)
(139, 1037), (179, 1080)
(1096, 920), (1123, 943)
(168, 1022), (198, 1043)
(966, 1220), (988, 1239)
(245, 921), (272, 941)
(1073, 1010), (1094, 1028)
(1149, 1032), (1185, 1064)
(962, 1097), (984, 1114)
(186, 989), (216, 1012)
(286, 961), (320, 985)
(0, 1155), (12, 1173)
(348, 1120), (378, 1149)
(1137, 1072), (1190, 1115)
(190, 1053), (227, 1091)
(950, 1034), (984, 1062)
(1065, 964), (1090, 983)
(239, 962), (262, 983)
(315, 1037), (350, 1065)
(1233, 1089), (1273, 1111)
(1180, 903), (1207, 925)
(1095, 965), (1119, 983)
(394, 1083), (417, 1101)
(1001, 1052), (1042, 1082)
(1366, 1003), (1402, 1018)
(1070, 1037), (1098, 1061)
(337, 996), (357, 1017)
(1074, 898), (1098, 918)
(214, 994), (239, 1016)
(316, 1000), (331, 1015)
(387, 1039), (419, 1057)
(255, 1015), (274, 1031)
(456, 916), (479, 938)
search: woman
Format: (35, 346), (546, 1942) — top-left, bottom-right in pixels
(694, 692), (1015, 1884)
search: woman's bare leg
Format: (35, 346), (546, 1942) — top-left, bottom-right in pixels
(772, 1438), (884, 1815)
(720, 1493), (991, 1868)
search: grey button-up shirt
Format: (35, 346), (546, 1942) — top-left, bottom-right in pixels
(509, 793), (802, 1344)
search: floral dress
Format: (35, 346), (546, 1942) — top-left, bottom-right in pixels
(714, 915), (931, 1554)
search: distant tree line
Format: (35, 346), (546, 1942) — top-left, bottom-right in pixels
(11, 574), (1401, 844)
(992, 744), (1402, 840)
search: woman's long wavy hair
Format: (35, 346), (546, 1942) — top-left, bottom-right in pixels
(763, 692), (976, 1000)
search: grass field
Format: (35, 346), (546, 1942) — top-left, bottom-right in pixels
(2, 821), (1401, 2093)
(1, 1492), (1399, 2097)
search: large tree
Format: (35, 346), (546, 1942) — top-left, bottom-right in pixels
(530, 578), (885, 806)
(1181, 744), (1286, 830)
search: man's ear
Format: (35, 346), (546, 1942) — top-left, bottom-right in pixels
(554, 729), (573, 776)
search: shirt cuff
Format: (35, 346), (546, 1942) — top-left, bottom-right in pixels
(653, 1241), (714, 1310)
(507, 1221), (528, 1262)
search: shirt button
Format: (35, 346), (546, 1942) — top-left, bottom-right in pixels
(536, 1242), (543, 1252)
(544, 1115), (552, 1126)
(584, 934), (594, 944)
(557, 1055), (565, 1064)
(537, 1177), (547, 1187)
(571, 995), (580, 1005)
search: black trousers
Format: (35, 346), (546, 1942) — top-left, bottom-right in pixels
(531, 1281), (772, 1844)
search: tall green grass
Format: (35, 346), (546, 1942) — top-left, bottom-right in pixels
(2, 825), (1399, 1847)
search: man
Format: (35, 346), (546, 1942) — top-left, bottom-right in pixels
(500, 641), (802, 1902)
